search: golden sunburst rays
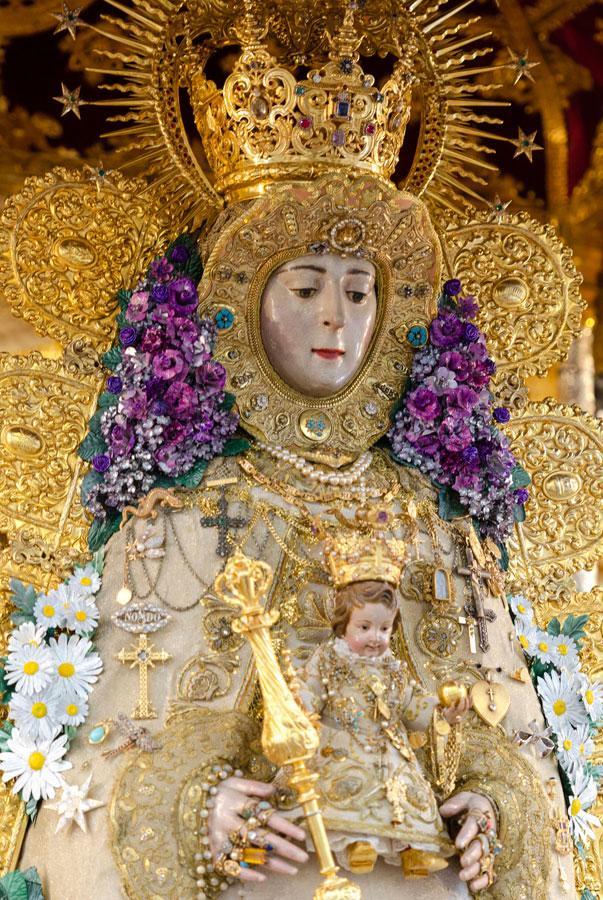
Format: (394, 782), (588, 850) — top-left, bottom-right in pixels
(85, 0), (540, 221)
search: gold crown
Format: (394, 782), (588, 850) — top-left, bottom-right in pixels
(190, 6), (416, 203)
(323, 509), (407, 589)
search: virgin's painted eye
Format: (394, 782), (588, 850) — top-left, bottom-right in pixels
(293, 287), (317, 299)
(348, 291), (366, 303)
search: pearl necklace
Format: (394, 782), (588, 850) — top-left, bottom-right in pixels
(256, 441), (372, 503)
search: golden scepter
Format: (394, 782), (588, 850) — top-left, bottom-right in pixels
(214, 549), (361, 900)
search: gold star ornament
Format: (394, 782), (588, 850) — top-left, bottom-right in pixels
(507, 48), (539, 85)
(52, 4), (83, 40)
(52, 83), (86, 119)
(45, 774), (105, 833)
(488, 195), (511, 223)
(512, 128), (543, 163)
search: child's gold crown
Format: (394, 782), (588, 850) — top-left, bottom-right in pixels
(323, 508), (407, 589)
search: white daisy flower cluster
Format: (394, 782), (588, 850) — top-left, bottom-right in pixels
(0, 563), (103, 807)
(510, 594), (602, 848)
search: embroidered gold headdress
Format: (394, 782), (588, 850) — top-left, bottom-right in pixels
(323, 508), (407, 588)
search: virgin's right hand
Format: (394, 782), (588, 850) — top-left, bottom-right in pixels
(209, 776), (309, 883)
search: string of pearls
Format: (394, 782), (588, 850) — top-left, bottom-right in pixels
(256, 441), (372, 503)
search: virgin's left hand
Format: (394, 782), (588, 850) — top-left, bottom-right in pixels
(439, 790), (497, 893)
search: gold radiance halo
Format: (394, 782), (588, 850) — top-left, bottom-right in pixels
(197, 174), (442, 466)
(92, 0), (512, 225)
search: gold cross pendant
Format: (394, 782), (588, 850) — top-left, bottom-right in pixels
(117, 634), (172, 720)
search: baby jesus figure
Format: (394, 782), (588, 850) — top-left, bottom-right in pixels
(295, 512), (470, 878)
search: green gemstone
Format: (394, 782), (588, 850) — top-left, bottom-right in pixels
(89, 725), (107, 744)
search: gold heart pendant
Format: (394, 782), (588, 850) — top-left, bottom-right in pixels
(471, 679), (511, 727)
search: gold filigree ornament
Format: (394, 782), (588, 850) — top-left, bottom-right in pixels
(0, 167), (176, 349)
(503, 399), (603, 588)
(198, 173), (441, 465)
(441, 208), (585, 380)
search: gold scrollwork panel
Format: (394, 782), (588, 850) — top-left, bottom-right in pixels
(0, 167), (177, 349)
(442, 210), (584, 379)
(505, 399), (603, 584)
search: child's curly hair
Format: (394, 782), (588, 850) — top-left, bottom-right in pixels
(330, 580), (400, 637)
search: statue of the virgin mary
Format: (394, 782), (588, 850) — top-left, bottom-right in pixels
(0, 2), (601, 899)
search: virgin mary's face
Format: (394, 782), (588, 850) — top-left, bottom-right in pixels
(260, 253), (377, 397)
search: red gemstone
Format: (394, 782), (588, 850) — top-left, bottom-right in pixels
(365, 123), (376, 135)
(299, 117), (312, 129)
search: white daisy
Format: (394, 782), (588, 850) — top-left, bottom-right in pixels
(0, 728), (71, 802)
(7, 622), (46, 653)
(531, 630), (560, 666)
(567, 769), (601, 844)
(46, 583), (88, 628)
(64, 595), (99, 637)
(33, 592), (65, 630)
(551, 634), (580, 673)
(514, 617), (539, 656)
(55, 692), (89, 728)
(4, 643), (53, 696)
(48, 633), (103, 697)
(68, 565), (101, 597)
(538, 669), (588, 733)
(556, 723), (595, 773)
(509, 594), (533, 623)
(580, 680), (603, 722)
(9, 690), (61, 742)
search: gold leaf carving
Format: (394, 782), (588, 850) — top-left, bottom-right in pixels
(442, 210), (584, 378)
(506, 399), (603, 584)
(0, 167), (176, 349)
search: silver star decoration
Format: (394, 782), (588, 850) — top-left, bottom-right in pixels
(85, 161), (113, 194)
(45, 774), (105, 833)
(488, 195), (511, 223)
(507, 48), (539, 85)
(52, 4), (83, 40)
(512, 128), (543, 163)
(53, 83), (86, 119)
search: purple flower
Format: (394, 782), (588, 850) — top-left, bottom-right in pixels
(110, 424), (135, 457)
(458, 295), (479, 320)
(463, 323), (480, 343)
(454, 470), (482, 492)
(170, 244), (189, 264)
(119, 326), (138, 347)
(125, 290), (149, 323)
(106, 376), (122, 394)
(430, 312), (464, 348)
(152, 349), (188, 381)
(514, 488), (529, 504)
(92, 453), (111, 473)
(467, 361), (491, 389)
(141, 326), (166, 354)
(446, 386), (479, 417)
(415, 431), (440, 456)
(485, 358), (497, 375)
(149, 257), (173, 282)
(168, 277), (198, 314)
(438, 416), (472, 452)
(196, 362), (227, 397)
(438, 350), (470, 383)
(493, 406), (510, 424)
(164, 381), (198, 419)
(192, 411), (215, 442)
(151, 283), (170, 303)
(443, 279), (462, 297)
(406, 387), (441, 422)
(121, 389), (148, 420)
(461, 445), (480, 467)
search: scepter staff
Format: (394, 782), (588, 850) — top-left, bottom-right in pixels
(215, 549), (361, 900)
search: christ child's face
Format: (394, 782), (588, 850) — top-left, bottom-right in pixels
(343, 600), (397, 658)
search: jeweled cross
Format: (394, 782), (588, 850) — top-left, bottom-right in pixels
(455, 543), (496, 653)
(199, 485), (248, 557)
(117, 633), (171, 719)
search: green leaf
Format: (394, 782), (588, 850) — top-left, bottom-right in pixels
(92, 546), (106, 576)
(581, 890), (597, 900)
(221, 392), (236, 412)
(78, 431), (108, 462)
(102, 346), (122, 371)
(561, 613), (589, 643)
(21, 869), (43, 900)
(221, 437), (250, 457)
(0, 721), (14, 747)
(438, 487), (467, 521)
(9, 579), (37, 613)
(0, 662), (13, 703)
(513, 502), (526, 523)
(97, 391), (118, 410)
(24, 797), (39, 823)
(87, 409), (105, 435)
(546, 618), (561, 636)
(117, 288), (132, 310)
(174, 459), (208, 489)
(0, 871), (28, 900)
(88, 513), (121, 553)
(166, 234), (203, 282)
(531, 658), (550, 679)
(511, 465), (531, 488)
(80, 470), (104, 506)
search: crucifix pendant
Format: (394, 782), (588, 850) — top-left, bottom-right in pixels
(117, 633), (172, 719)
(199, 485), (248, 558)
(456, 542), (496, 653)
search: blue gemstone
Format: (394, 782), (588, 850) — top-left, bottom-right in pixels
(375, 92), (384, 103)
(295, 85), (306, 96)
(335, 99), (350, 118)
(88, 725), (107, 744)
(406, 325), (428, 348)
(215, 307), (235, 330)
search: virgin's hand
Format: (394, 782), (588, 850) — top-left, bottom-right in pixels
(439, 790), (496, 893)
(209, 776), (309, 883)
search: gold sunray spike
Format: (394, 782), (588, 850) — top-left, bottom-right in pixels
(104, 0), (165, 31)
(442, 149), (498, 171)
(87, 68), (152, 81)
(422, 0), (476, 34)
(435, 31), (492, 56)
(429, 15), (482, 42)
(87, 23), (150, 53)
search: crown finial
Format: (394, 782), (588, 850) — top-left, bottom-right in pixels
(328, 5), (363, 69)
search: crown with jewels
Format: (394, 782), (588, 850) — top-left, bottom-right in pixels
(323, 509), (407, 589)
(190, 6), (417, 203)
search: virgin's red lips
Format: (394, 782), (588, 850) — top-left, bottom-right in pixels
(312, 348), (345, 360)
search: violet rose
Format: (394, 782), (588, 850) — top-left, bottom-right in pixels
(430, 312), (464, 348)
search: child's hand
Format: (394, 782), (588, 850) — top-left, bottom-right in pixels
(440, 695), (472, 725)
